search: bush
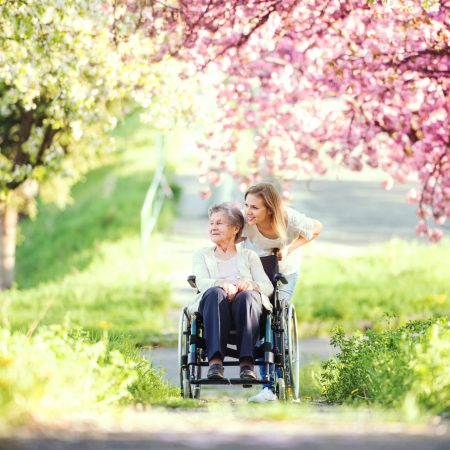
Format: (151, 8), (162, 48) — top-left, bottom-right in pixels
(321, 317), (450, 415)
(0, 325), (177, 429)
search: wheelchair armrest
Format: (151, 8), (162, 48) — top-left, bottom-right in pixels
(274, 272), (288, 285)
(187, 275), (197, 289)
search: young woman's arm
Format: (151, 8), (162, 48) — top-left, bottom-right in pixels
(280, 217), (322, 260)
(278, 208), (322, 260)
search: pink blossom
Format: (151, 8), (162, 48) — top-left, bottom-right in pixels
(381, 178), (393, 191)
(406, 188), (419, 204)
(199, 187), (211, 200)
(428, 228), (443, 243)
(281, 190), (292, 203)
(415, 221), (428, 236)
(143, 0), (449, 241)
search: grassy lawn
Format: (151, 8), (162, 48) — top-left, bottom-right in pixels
(0, 107), (191, 429)
(2, 111), (179, 344)
(294, 240), (450, 336)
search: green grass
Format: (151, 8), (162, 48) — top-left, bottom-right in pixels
(2, 111), (180, 344)
(0, 324), (179, 432)
(294, 240), (450, 336)
(299, 359), (322, 400)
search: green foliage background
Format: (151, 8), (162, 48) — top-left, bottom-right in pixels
(2, 112), (179, 344)
(294, 240), (450, 336)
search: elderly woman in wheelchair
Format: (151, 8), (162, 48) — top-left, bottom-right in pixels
(179, 202), (299, 400)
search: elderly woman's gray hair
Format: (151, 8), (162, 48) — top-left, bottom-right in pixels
(208, 203), (244, 242)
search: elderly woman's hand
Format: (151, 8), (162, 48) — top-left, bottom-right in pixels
(236, 278), (258, 292)
(215, 280), (238, 300)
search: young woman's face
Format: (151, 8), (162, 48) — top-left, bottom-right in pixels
(244, 193), (271, 226)
(209, 211), (239, 245)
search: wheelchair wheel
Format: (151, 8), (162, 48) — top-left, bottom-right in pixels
(276, 377), (286, 401)
(285, 303), (300, 400)
(191, 365), (202, 399)
(181, 368), (191, 398)
(178, 308), (192, 398)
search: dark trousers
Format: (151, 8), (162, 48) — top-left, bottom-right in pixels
(198, 287), (262, 362)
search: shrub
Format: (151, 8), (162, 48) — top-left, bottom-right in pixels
(321, 317), (450, 415)
(0, 325), (177, 429)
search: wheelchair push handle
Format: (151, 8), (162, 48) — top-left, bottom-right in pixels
(274, 273), (288, 285)
(270, 249), (287, 285)
(187, 275), (197, 289)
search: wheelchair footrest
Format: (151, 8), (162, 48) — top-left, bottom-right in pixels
(190, 360), (274, 367)
(193, 378), (266, 386)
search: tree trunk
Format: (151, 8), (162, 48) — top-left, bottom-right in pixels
(0, 206), (18, 290)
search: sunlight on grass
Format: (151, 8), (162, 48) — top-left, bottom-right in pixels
(321, 318), (450, 416)
(6, 236), (175, 343)
(295, 239), (450, 336)
(0, 325), (178, 432)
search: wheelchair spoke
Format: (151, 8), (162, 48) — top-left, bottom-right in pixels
(286, 304), (300, 400)
(178, 308), (195, 399)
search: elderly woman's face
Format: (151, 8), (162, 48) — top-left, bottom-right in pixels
(209, 211), (239, 245)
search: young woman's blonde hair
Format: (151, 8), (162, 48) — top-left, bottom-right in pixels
(245, 183), (287, 242)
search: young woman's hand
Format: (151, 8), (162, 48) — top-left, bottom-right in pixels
(277, 247), (289, 261)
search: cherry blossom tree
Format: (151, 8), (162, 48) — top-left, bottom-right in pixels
(1, 0), (447, 290)
(135, 0), (449, 241)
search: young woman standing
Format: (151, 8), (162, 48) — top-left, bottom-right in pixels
(241, 182), (322, 403)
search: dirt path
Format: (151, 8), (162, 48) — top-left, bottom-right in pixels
(143, 337), (337, 387)
(1, 432), (449, 450)
(1, 414), (449, 450)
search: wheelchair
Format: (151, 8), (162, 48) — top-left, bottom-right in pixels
(178, 251), (300, 401)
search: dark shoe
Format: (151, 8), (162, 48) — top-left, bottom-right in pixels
(240, 365), (257, 380)
(207, 363), (224, 379)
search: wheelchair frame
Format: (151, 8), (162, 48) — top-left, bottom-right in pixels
(178, 255), (300, 401)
